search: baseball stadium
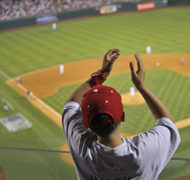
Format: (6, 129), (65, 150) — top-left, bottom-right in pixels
(0, 0), (190, 179)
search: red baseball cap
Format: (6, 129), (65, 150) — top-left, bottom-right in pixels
(81, 85), (124, 129)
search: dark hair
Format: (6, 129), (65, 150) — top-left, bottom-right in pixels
(91, 113), (121, 137)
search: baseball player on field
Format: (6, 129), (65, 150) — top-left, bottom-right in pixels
(62, 49), (180, 180)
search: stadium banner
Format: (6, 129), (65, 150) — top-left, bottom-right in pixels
(99, 4), (118, 14)
(137, 1), (155, 11)
(36, 14), (57, 24)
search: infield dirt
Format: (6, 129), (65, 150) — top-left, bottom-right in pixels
(6, 53), (190, 129)
(7, 54), (190, 98)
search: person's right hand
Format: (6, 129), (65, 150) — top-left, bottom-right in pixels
(129, 53), (145, 90)
(101, 49), (120, 78)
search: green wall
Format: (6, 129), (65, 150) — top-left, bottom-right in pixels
(168, 0), (190, 5)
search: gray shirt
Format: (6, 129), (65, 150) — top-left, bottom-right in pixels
(62, 101), (181, 180)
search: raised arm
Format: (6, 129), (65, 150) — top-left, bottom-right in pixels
(129, 53), (173, 121)
(64, 49), (120, 105)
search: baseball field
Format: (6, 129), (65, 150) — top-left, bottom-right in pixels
(0, 7), (190, 180)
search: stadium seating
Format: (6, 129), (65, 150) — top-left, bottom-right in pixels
(0, 0), (138, 21)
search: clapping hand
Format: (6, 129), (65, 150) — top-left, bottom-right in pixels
(101, 49), (120, 78)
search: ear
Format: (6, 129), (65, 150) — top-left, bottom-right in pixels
(121, 112), (125, 122)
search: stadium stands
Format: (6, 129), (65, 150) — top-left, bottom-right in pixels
(0, 0), (138, 21)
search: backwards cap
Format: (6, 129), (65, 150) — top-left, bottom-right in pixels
(81, 85), (124, 129)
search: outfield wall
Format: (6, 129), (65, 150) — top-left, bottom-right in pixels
(0, 0), (167, 31)
(168, 0), (190, 6)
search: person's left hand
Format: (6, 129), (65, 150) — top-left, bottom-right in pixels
(101, 49), (120, 78)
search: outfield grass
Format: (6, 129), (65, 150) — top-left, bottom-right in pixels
(0, 8), (190, 77)
(0, 7), (190, 180)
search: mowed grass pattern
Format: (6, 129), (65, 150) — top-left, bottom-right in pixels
(0, 8), (190, 77)
(44, 69), (190, 133)
(0, 7), (190, 180)
(0, 73), (76, 180)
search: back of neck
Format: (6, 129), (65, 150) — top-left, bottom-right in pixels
(98, 133), (123, 148)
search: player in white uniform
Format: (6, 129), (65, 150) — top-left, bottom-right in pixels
(180, 58), (185, 65)
(62, 49), (180, 180)
(27, 90), (32, 100)
(59, 64), (64, 74)
(130, 86), (135, 98)
(146, 45), (151, 54)
(52, 22), (56, 31)
(3, 100), (8, 111)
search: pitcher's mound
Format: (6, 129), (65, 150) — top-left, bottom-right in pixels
(121, 92), (145, 106)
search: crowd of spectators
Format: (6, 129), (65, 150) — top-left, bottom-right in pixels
(0, 0), (63, 21)
(62, 0), (139, 11)
(0, 0), (139, 21)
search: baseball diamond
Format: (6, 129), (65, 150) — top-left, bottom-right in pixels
(1, 6), (190, 180)
(6, 53), (190, 164)
(6, 54), (190, 98)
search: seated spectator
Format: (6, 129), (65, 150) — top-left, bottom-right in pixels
(0, 0), (139, 21)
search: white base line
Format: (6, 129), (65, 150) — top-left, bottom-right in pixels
(0, 70), (11, 79)
(2, 70), (190, 129)
(14, 81), (61, 119)
(0, 69), (28, 92)
(0, 69), (61, 119)
(16, 82), (28, 93)
(32, 94), (61, 119)
(0, 70), (15, 111)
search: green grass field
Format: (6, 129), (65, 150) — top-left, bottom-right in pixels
(0, 7), (190, 180)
